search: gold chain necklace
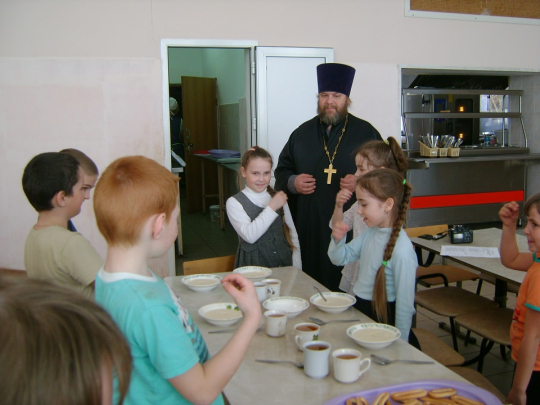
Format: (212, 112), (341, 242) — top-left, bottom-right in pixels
(322, 114), (348, 184)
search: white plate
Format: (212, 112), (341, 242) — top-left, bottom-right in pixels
(233, 266), (272, 282)
(347, 323), (401, 350)
(181, 274), (222, 293)
(198, 303), (243, 327)
(309, 292), (356, 314)
(263, 296), (309, 318)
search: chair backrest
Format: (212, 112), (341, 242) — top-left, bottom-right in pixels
(182, 255), (236, 275)
(0, 268), (27, 278)
(404, 224), (449, 238)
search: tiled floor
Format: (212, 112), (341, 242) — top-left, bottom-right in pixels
(176, 192), (516, 398)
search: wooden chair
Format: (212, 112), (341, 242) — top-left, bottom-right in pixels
(455, 306), (513, 373)
(412, 328), (465, 367)
(405, 225), (479, 288)
(182, 255), (236, 275)
(0, 268), (27, 278)
(448, 366), (507, 403)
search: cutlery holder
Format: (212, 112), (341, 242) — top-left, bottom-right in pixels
(438, 147), (448, 157)
(419, 142), (438, 157)
(448, 147), (460, 158)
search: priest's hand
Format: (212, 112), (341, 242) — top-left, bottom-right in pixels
(294, 174), (316, 195)
(268, 191), (288, 211)
(340, 174), (357, 193)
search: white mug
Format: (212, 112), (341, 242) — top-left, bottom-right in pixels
(294, 322), (320, 351)
(254, 281), (271, 303)
(302, 340), (331, 379)
(332, 348), (371, 383)
(265, 278), (281, 297)
(264, 309), (287, 337)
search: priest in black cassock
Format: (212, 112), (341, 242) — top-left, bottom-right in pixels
(275, 63), (382, 291)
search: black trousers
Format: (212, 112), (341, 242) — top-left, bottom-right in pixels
(354, 297), (421, 350)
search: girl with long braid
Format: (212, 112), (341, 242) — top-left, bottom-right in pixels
(227, 146), (302, 269)
(328, 168), (419, 348)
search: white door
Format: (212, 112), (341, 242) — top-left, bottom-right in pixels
(254, 47), (334, 174)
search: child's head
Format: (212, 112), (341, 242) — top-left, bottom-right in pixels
(240, 146), (273, 193)
(60, 148), (99, 200)
(356, 168), (412, 323)
(94, 156), (179, 247)
(0, 276), (132, 405)
(22, 152), (82, 212)
(354, 137), (408, 178)
(524, 192), (540, 253)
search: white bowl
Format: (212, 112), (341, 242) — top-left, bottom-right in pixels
(347, 323), (401, 350)
(263, 296), (309, 319)
(309, 292), (356, 314)
(181, 274), (222, 293)
(198, 303), (243, 327)
(233, 266), (272, 282)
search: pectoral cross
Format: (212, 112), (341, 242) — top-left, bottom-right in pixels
(324, 164), (337, 184)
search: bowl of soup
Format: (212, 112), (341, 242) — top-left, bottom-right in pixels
(347, 323), (401, 350)
(309, 292), (356, 314)
(198, 303), (243, 327)
(263, 296), (309, 318)
(181, 274), (222, 293)
(232, 266), (272, 282)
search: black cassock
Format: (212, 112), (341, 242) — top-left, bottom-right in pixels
(275, 114), (382, 291)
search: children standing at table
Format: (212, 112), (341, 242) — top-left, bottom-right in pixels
(331, 137), (408, 294)
(93, 156), (262, 405)
(226, 146), (302, 269)
(22, 152), (103, 298)
(499, 193), (540, 405)
(328, 168), (419, 348)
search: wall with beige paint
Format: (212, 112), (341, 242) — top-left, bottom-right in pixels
(1, 0), (539, 271)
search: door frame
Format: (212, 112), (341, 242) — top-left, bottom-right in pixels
(160, 39), (258, 277)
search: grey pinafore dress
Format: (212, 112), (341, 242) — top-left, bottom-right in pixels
(232, 192), (292, 268)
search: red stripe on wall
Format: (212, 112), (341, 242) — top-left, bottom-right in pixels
(410, 191), (524, 209)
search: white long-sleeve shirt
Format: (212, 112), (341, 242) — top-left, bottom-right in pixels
(328, 226), (417, 340)
(226, 187), (302, 269)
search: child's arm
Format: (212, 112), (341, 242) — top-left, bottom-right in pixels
(226, 196), (279, 244)
(168, 274), (261, 404)
(499, 201), (532, 271)
(284, 203), (302, 270)
(507, 308), (540, 405)
(331, 189), (354, 230)
(328, 225), (364, 266)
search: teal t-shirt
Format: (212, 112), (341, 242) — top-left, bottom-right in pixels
(95, 269), (224, 405)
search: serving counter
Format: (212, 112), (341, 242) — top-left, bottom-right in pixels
(405, 150), (540, 227)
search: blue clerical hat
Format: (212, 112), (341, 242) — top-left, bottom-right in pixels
(317, 63), (356, 96)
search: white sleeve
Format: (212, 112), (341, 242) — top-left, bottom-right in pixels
(284, 203), (302, 270)
(226, 196), (279, 244)
(327, 233), (363, 266)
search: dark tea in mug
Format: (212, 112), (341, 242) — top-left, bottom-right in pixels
(296, 324), (318, 332)
(336, 354), (358, 360)
(306, 343), (329, 351)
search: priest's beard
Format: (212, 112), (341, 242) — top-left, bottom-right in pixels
(317, 101), (349, 126)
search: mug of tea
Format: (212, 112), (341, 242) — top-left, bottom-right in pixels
(294, 322), (320, 351)
(302, 340), (331, 379)
(332, 348), (371, 383)
(265, 278), (281, 297)
(254, 281), (271, 303)
(264, 309), (287, 337)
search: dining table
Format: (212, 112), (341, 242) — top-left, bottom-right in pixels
(167, 266), (472, 405)
(410, 227), (528, 307)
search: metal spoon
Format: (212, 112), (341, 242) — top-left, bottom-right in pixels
(313, 285), (327, 302)
(309, 317), (360, 326)
(255, 359), (304, 369)
(370, 354), (434, 365)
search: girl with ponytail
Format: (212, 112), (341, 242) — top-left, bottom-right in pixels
(328, 168), (419, 348)
(227, 146), (301, 269)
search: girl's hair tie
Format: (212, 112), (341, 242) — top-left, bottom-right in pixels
(402, 179), (406, 185)
(249, 147), (256, 151)
(384, 139), (389, 145)
(382, 260), (388, 267)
